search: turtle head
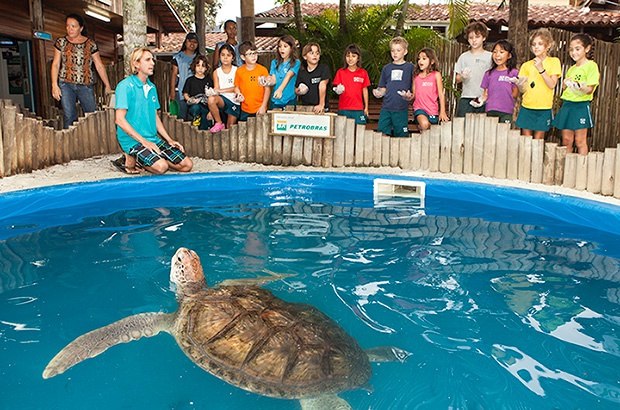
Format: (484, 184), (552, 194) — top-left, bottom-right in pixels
(170, 247), (206, 296)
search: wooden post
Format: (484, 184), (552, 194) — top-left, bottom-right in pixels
(355, 124), (365, 166)
(542, 143), (557, 185)
(451, 117), (465, 174)
(439, 121), (452, 173)
(43, 126), (54, 167)
(463, 113), (475, 174)
(22, 117), (34, 172)
(398, 137), (411, 169)
(482, 116), (496, 177)
(530, 139), (544, 184)
(213, 128), (223, 160)
(428, 125), (441, 172)
(601, 148), (616, 196)
(506, 130), (520, 180)
(321, 134), (333, 168)
(343, 118), (355, 166)
(381, 135), (390, 166)
(472, 114), (484, 175)
(235, 120), (246, 162)
(410, 133), (422, 170)
(222, 124), (233, 161)
(372, 131), (382, 167)
(494, 122), (509, 179)
(282, 136), (293, 166)
(575, 154), (588, 190)
(14, 113), (26, 172)
(363, 129), (373, 166)
(563, 153), (577, 189)
(614, 144), (620, 199)
(311, 138), (323, 167)
(33, 119), (44, 170)
(586, 152), (603, 194)
(517, 135), (532, 182)
(302, 137), (313, 166)
(554, 146), (567, 186)
(246, 116), (257, 163)
(291, 136), (304, 166)
(88, 112), (98, 157)
(332, 115), (346, 167)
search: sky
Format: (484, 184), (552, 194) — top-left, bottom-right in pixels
(215, 0), (401, 27)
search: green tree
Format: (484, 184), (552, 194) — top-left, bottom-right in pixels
(169, 0), (221, 29)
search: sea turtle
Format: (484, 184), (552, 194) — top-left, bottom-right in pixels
(43, 247), (410, 409)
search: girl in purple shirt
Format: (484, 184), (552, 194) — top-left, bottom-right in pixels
(478, 40), (519, 124)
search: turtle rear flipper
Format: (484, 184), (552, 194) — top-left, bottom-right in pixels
(43, 312), (174, 379)
(300, 394), (352, 410)
(365, 346), (412, 363)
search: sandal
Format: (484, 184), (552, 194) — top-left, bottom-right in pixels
(111, 157), (141, 174)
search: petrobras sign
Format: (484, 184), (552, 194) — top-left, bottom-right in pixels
(271, 111), (334, 138)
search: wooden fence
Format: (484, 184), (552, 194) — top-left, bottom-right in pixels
(1, 98), (619, 200)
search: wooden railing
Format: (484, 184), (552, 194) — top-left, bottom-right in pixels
(1, 98), (619, 200)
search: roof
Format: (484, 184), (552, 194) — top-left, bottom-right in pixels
(255, 2), (620, 28)
(149, 32), (279, 54)
(146, 0), (187, 33)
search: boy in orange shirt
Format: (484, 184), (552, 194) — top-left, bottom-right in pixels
(234, 42), (270, 121)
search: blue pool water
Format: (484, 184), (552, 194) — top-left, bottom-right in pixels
(1, 172), (620, 409)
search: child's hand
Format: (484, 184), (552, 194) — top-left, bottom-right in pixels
(516, 76), (529, 91)
(187, 96), (199, 105)
(461, 67), (471, 79)
(258, 76), (273, 87)
(397, 90), (413, 101)
(233, 93), (245, 103)
(439, 112), (450, 123)
(313, 104), (324, 115)
(469, 95), (486, 108)
(333, 84), (345, 95)
(533, 57), (544, 72)
(372, 88), (385, 98)
(205, 87), (218, 97)
(297, 83), (309, 95)
(506, 76), (519, 84)
(273, 88), (283, 100)
(566, 79), (587, 95)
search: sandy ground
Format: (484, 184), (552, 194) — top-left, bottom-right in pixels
(1, 154), (620, 208)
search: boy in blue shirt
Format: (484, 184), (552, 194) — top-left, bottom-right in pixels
(373, 37), (415, 137)
(115, 47), (193, 174)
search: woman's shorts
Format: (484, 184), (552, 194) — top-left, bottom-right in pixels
(515, 107), (553, 131)
(487, 110), (513, 124)
(129, 140), (186, 167)
(222, 97), (240, 118)
(414, 109), (438, 125)
(552, 101), (593, 130)
(338, 109), (367, 125)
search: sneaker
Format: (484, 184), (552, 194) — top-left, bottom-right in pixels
(192, 116), (201, 127)
(210, 122), (226, 133)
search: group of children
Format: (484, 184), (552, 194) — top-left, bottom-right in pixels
(455, 22), (600, 154)
(182, 24), (599, 154)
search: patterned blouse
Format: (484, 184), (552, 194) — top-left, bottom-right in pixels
(55, 37), (99, 85)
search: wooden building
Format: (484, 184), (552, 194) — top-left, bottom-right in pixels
(0, 0), (186, 119)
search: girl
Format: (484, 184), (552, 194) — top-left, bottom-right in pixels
(412, 48), (449, 131)
(515, 28), (561, 139)
(332, 44), (370, 125)
(477, 40), (519, 124)
(182, 55), (213, 130)
(552, 34), (599, 155)
(207, 44), (240, 133)
(268, 34), (301, 109)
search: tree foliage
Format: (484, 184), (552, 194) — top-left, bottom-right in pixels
(169, 0), (221, 30)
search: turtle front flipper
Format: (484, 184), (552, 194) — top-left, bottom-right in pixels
(365, 346), (412, 363)
(300, 394), (352, 410)
(43, 312), (174, 379)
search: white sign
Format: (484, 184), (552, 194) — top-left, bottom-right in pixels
(270, 111), (334, 138)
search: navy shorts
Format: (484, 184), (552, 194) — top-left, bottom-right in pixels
(515, 107), (553, 131)
(222, 97), (240, 118)
(129, 140), (186, 168)
(414, 109), (438, 125)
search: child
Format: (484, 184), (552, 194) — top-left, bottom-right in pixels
(412, 48), (449, 130)
(454, 22), (493, 117)
(476, 40), (519, 124)
(295, 43), (331, 114)
(182, 55), (213, 130)
(332, 44), (370, 125)
(373, 36), (415, 137)
(207, 44), (239, 133)
(515, 28), (561, 139)
(234, 41), (270, 121)
(268, 34), (301, 109)
(552, 33), (599, 155)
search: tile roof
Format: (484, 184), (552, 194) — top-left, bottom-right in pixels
(149, 33), (279, 54)
(255, 2), (620, 28)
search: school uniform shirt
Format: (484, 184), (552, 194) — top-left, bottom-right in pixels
(182, 75), (214, 98)
(234, 63), (269, 114)
(333, 67), (371, 111)
(296, 64), (331, 107)
(215, 65), (238, 103)
(480, 68), (519, 114)
(115, 75), (160, 153)
(454, 50), (493, 98)
(269, 59), (301, 106)
(518, 57), (561, 109)
(413, 71), (440, 115)
(560, 60), (600, 102)
(378, 61), (415, 112)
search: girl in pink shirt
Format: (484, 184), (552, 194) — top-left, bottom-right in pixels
(412, 48), (449, 130)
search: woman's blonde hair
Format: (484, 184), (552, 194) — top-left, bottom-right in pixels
(130, 47), (153, 74)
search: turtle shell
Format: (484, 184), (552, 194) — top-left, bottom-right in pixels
(173, 285), (371, 399)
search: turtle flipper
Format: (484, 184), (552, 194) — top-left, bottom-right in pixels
(300, 394), (352, 410)
(218, 269), (295, 287)
(43, 312), (173, 379)
(365, 346), (412, 363)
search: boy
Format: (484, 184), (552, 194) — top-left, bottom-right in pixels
(182, 54), (213, 130)
(454, 22), (492, 117)
(373, 37), (415, 137)
(234, 41), (270, 121)
(115, 47), (193, 175)
(295, 43), (331, 114)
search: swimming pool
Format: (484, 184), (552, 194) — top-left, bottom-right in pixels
(1, 172), (620, 409)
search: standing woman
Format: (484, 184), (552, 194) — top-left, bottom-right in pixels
(51, 13), (112, 128)
(170, 32), (200, 121)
